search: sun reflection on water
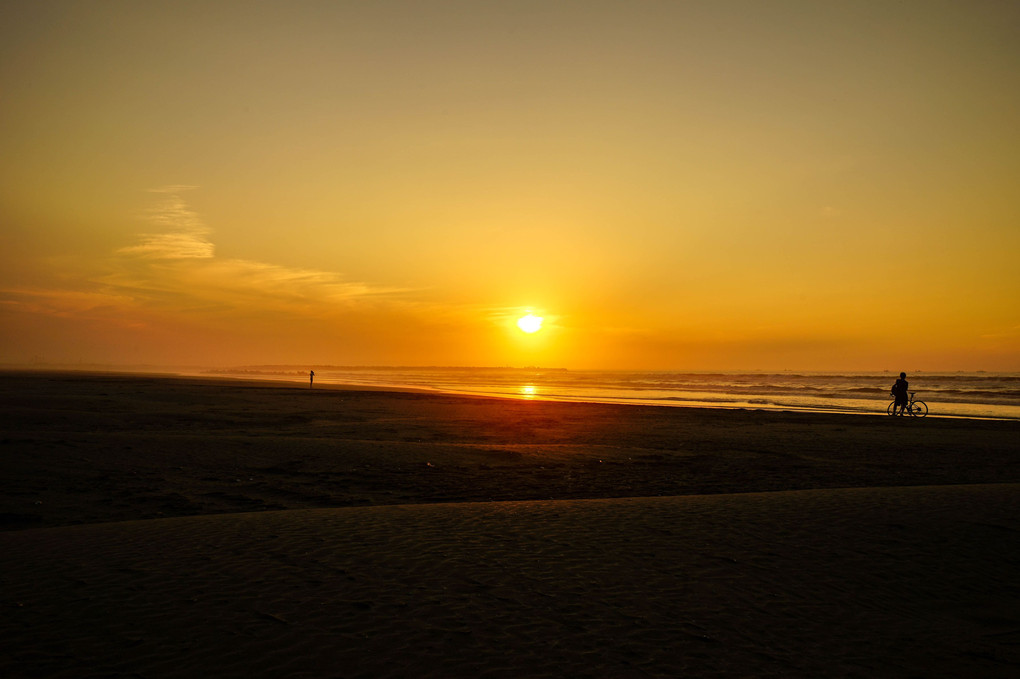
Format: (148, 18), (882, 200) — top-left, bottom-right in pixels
(519, 385), (537, 398)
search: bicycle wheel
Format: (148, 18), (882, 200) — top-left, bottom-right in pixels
(887, 401), (897, 416)
(910, 400), (928, 418)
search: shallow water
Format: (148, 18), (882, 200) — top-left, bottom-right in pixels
(203, 367), (1020, 420)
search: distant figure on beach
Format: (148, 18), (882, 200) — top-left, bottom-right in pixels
(890, 372), (909, 416)
(309, 370), (315, 389)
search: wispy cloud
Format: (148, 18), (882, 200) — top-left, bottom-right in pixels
(117, 186), (214, 260)
(104, 187), (406, 316)
(979, 325), (1020, 341)
(0, 288), (136, 317)
(3, 187), (409, 330)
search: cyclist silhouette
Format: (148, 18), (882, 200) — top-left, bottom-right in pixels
(890, 372), (909, 416)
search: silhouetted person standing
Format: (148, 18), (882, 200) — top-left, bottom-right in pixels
(891, 372), (908, 416)
(309, 370), (315, 389)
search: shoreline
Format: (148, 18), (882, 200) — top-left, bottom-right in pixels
(6, 366), (1018, 421)
(3, 370), (1017, 531)
(2, 370), (1018, 676)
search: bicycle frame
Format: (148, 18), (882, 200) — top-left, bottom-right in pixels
(888, 392), (928, 417)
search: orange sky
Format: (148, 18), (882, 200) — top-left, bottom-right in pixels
(2, 1), (1018, 371)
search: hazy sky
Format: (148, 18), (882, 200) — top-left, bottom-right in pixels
(2, 1), (1018, 370)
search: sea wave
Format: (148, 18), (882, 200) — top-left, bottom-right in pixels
(199, 367), (1020, 419)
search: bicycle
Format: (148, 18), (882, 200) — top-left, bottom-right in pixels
(888, 391), (927, 417)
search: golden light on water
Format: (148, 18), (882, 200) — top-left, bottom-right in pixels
(517, 314), (544, 334)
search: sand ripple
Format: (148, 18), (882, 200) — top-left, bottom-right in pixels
(2, 484), (1018, 678)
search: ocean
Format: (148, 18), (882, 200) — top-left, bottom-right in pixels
(203, 367), (1020, 420)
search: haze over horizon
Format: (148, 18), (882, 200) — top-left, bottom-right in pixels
(2, 1), (1018, 372)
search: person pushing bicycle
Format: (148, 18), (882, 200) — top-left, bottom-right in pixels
(890, 372), (909, 416)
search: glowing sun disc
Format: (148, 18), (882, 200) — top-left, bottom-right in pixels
(517, 314), (543, 333)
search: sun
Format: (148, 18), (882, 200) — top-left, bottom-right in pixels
(516, 313), (544, 333)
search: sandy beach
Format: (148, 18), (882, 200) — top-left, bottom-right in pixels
(2, 371), (1019, 677)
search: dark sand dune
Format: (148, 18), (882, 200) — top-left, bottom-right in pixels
(1, 372), (1018, 677)
(2, 485), (1018, 678)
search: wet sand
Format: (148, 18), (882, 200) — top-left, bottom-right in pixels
(2, 371), (1019, 677)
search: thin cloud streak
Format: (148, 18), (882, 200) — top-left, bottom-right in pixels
(0, 287), (137, 317)
(104, 187), (408, 317)
(3, 188), (412, 332)
(118, 187), (214, 260)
